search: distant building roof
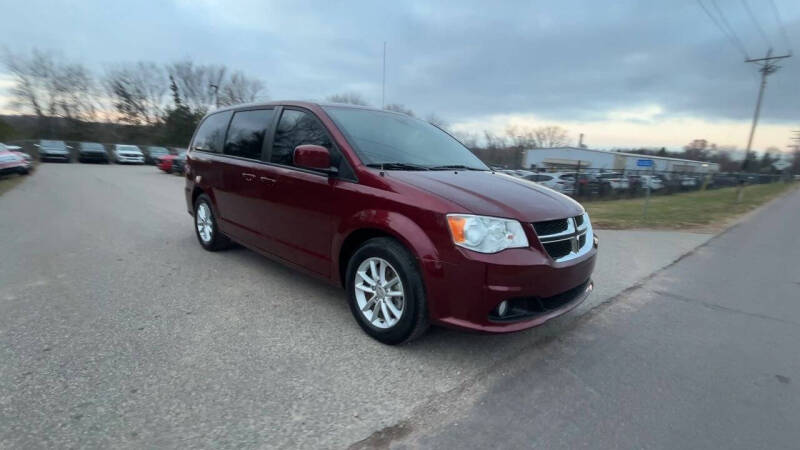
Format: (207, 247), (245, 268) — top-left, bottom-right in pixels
(527, 147), (719, 166)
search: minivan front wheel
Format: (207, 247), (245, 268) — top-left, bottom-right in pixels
(193, 194), (231, 251)
(346, 238), (429, 344)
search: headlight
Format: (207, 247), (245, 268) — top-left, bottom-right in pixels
(446, 214), (529, 253)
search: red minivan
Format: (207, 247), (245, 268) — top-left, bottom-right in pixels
(185, 102), (596, 344)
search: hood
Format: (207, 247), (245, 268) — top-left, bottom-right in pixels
(40, 147), (68, 154)
(387, 171), (584, 222)
(81, 148), (106, 154)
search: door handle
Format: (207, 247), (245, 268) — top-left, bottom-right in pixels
(242, 172), (256, 181)
(260, 176), (276, 184)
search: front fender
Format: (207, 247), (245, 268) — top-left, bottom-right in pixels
(332, 209), (444, 286)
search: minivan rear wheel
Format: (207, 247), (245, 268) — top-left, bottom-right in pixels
(194, 194), (231, 251)
(345, 237), (429, 345)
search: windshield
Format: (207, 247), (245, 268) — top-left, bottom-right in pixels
(323, 107), (487, 170)
(41, 140), (66, 149)
(81, 142), (104, 150)
(148, 146), (168, 154)
(117, 145), (140, 152)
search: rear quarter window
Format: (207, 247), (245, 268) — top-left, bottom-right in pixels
(224, 109), (275, 160)
(192, 111), (233, 153)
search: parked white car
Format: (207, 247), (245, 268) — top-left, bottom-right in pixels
(523, 172), (576, 195)
(637, 175), (664, 191)
(113, 144), (145, 164)
(680, 175), (700, 188)
(596, 173), (629, 190)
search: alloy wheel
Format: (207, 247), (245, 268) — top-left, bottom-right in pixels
(354, 257), (405, 329)
(196, 203), (213, 243)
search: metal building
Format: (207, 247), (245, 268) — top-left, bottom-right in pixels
(522, 147), (719, 173)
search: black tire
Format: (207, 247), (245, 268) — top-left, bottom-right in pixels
(193, 194), (231, 251)
(345, 237), (429, 345)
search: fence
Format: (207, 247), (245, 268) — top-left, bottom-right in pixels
(500, 167), (789, 201)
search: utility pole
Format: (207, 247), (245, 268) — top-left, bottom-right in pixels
(209, 83), (220, 109)
(381, 42), (386, 109)
(742, 49), (791, 170)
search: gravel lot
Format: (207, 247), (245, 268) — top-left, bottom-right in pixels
(0, 164), (711, 448)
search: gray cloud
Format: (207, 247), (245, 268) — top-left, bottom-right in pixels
(2, 0), (798, 125)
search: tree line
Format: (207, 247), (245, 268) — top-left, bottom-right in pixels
(5, 49), (793, 173)
(1, 49), (266, 146)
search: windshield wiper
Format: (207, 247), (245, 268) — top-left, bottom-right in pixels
(428, 164), (486, 171)
(366, 162), (430, 171)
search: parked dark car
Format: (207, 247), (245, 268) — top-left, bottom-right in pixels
(77, 142), (109, 163)
(184, 102), (597, 344)
(143, 146), (171, 165)
(36, 140), (71, 162)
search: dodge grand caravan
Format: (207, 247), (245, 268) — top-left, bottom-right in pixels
(185, 102), (597, 344)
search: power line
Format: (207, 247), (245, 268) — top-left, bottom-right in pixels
(740, 0), (772, 49)
(695, 0), (749, 58)
(767, 0), (793, 54)
(710, 0), (751, 58)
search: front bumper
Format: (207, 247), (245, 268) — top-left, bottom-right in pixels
(80, 152), (108, 162)
(423, 242), (597, 333)
(0, 166), (27, 175)
(40, 152), (70, 161)
(117, 156), (144, 164)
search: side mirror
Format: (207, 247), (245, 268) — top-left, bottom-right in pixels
(293, 144), (336, 174)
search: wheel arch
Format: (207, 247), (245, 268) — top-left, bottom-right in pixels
(334, 210), (441, 288)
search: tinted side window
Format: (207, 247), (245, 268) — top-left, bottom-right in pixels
(270, 109), (333, 166)
(192, 111), (232, 153)
(223, 109), (274, 159)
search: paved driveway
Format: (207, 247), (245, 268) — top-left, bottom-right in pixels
(0, 164), (710, 448)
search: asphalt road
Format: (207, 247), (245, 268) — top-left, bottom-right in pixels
(383, 182), (800, 448)
(0, 164), (738, 449)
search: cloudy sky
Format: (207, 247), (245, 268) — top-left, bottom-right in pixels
(1, 0), (798, 151)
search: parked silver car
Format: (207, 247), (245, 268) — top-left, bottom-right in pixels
(524, 172), (576, 195)
(36, 140), (72, 162)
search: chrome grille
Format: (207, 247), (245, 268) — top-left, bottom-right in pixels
(532, 213), (593, 262)
(532, 219), (568, 236)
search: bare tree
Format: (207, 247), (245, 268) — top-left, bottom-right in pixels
(452, 130), (478, 148)
(483, 130), (508, 149)
(326, 92), (370, 106)
(218, 71), (265, 106)
(384, 103), (414, 116)
(166, 60), (224, 112)
(505, 125), (537, 148)
(425, 113), (448, 129)
(506, 125), (568, 148)
(104, 62), (168, 125)
(2, 49), (99, 121)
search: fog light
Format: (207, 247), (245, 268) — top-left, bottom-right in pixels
(497, 300), (509, 317)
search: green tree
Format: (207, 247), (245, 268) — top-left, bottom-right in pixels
(162, 76), (204, 146)
(0, 118), (17, 141)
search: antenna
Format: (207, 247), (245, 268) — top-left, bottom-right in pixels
(382, 42), (386, 108)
